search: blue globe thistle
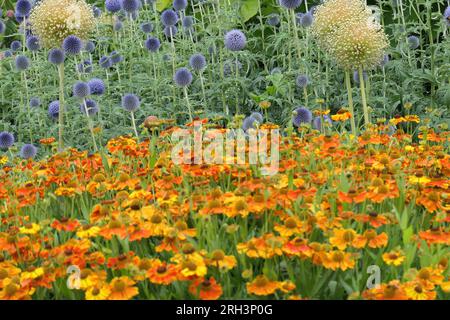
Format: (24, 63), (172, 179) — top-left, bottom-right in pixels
(121, 0), (140, 13)
(110, 51), (123, 64)
(48, 101), (60, 119)
(84, 41), (95, 53)
(48, 48), (65, 65)
(312, 115), (332, 131)
(163, 25), (178, 38)
(93, 6), (102, 18)
(4, 50), (13, 58)
(26, 35), (40, 51)
(161, 9), (179, 26)
(0, 132), (15, 149)
(352, 70), (368, 85)
(15, 55), (30, 71)
(145, 37), (161, 52)
(189, 53), (206, 71)
(15, 0), (32, 17)
(63, 35), (83, 55)
(29, 97), (41, 108)
(11, 40), (22, 52)
(444, 6), (450, 27)
(267, 14), (280, 26)
(77, 60), (93, 73)
(293, 106), (312, 127)
(173, 67), (193, 87)
(106, 0), (122, 13)
(20, 144), (37, 159)
(182, 16), (194, 29)
(121, 93), (140, 112)
(99, 56), (112, 68)
(73, 81), (91, 98)
(300, 12), (313, 27)
(279, 0), (302, 10)
(88, 78), (106, 95)
(296, 74), (309, 88)
(0, 20), (5, 34)
(15, 12), (25, 23)
(80, 99), (99, 116)
(407, 35), (420, 50)
(173, 0), (187, 11)
(224, 30), (246, 51)
(113, 20), (123, 31)
(140, 22), (153, 33)
(242, 116), (257, 131)
(250, 112), (264, 124)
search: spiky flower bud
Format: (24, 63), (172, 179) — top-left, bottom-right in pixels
(29, 0), (95, 48)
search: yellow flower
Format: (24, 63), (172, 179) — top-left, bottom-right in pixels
(19, 223), (41, 235)
(382, 250), (405, 266)
(408, 175), (431, 186)
(85, 285), (111, 300)
(0, 156), (8, 165)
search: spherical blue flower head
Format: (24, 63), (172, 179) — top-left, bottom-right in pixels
(121, 93), (140, 112)
(84, 41), (95, 53)
(145, 37), (160, 52)
(48, 101), (60, 119)
(106, 0), (122, 12)
(250, 112), (263, 124)
(224, 30), (246, 51)
(93, 6), (102, 18)
(189, 53), (206, 71)
(0, 20), (5, 34)
(352, 70), (368, 84)
(223, 59), (242, 76)
(161, 9), (179, 26)
(73, 81), (90, 98)
(293, 106), (312, 127)
(267, 14), (280, 26)
(182, 16), (194, 29)
(0, 132), (15, 149)
(11, 40), (22, 52)
(63, 35), (83, 55)
(296, 74), (309, 88)
(300, 12), (313, 27)
(242, 116), (256, 131)
(110, 51), (123, 64)
(15, 12), (25, 23)
(4, 50), (13, 58)
(15, 55), (30, 71)
(77, 60), (93, 73)
(407, 35), (420, 49)
(121, 0), (140, 13)
(444, 6), (450, 27)
(88, 78), (106, 95)
(163, 25), (178, 38)
(29, 97), (41, 108)
(140, 22), (153, 33)
(279, 0), (302, 10)
(20, 144), (37, 159)
(113, 20), (123, 31)
(16, 0), (32, 17)
(48, 48), (65, 64)
(380, 54), (390, 67)
(99, 56), (112, 68)
(312, 115), (332, 131)
(26, 35), (40, 51)
(173, 0), (187, 11)
(173, 67), (193, 87)
(80, 99), (99, 116)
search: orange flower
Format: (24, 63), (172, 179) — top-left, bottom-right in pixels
(337, 189), (366, 204)
(205, 250), (237, 271)
(329, 229), (358, 250)
(108, 277), (139, 300)
(353, 230), (388, 249)
(189, 277), (223, 300)
(403, 281), (436, 300)
(331, 109), (352, 121)
(278, 280), (296, 293)
(362, 280), (407, 300)
(274, 216), (304, 237)
(147, 261), (179, 285)
(246, 275), (279, 296)
(322, 250), (356, 271)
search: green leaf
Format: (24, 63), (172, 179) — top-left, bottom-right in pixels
(240, 0), (259, 22)
(156, 0), (172, 11)
(402, 226), (413, 245)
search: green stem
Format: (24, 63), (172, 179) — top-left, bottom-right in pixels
(58, 64), (65, 152)
(183, 86), (193, 122)
(344, 70), (357, 136)
(358, 66), (370, 128)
